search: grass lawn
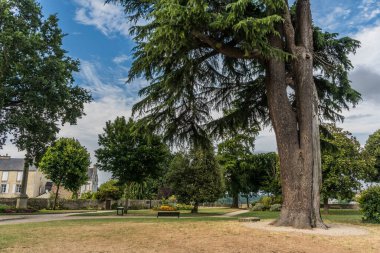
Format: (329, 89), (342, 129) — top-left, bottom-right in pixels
(236, 209), (363, 225)
(0, 209), (96, 215)
(1, 212), (380, 253)
(73, 207), (241, 217)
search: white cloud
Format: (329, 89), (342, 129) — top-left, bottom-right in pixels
(113, 54), (131, 64)
(74, 0), (130, 38)
(318, 6), (351, 30)
(359, 0), (380, 21)
(350, 24), (380, 73)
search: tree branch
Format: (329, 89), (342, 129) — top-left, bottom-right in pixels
(191, 31), (262, 60)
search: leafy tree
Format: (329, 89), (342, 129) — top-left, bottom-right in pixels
(250, 152), (281, 196)
(96, 117), (171, 184)
(320, 124), (367, 214)
(166, 148), (224, 213)
(0, 0), (91, 206)
(39, 138), (91, 209)
(217, 133), (256, 208)
(217, 132), (279, 207)
(95, 180), (123, 201)
(364, 129), (380, 182)
(110, 0), (361, 228)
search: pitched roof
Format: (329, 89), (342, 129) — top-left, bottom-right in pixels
(0, 158), (37, 171)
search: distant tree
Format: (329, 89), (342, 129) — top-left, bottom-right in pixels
(95, 117), (170, 185)
(167, 148), (224, 213)
(217, 132), (255, 208)
(364, 129), (380, 182)
(0, 0), (91, 207)
(95, 180), (123, 201)
(250, 152), (281, 196)
(217, 132), (280, 208)
(39, 138), (91, 209)
(320, 124), (368, 214)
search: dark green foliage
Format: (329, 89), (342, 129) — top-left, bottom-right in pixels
(217, 132), (257, 204)
(320, 124), (368, 202)
(0, 0), (91, 161)
(358, 186), (380, 223)
(95, 180), (123, 201)
(107, 0), (360, 146)
(95, 117), (171, 184)
(364, 129), (380, 182)
(217, 132), (280, 203)
(39, 138), (91, 209)
(166, 148), (224, 207)
(250, 152), (281, 196)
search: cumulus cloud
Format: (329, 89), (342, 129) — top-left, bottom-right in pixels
(74, 0), (130, 38)
(113, 54), (131, 64)
(318, 6), (351, 30)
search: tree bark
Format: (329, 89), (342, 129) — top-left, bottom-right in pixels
(231, 192), (239, 208)
(323, 197), (329, 215)
(53, 182), (61, 210)
(191, 202), (199, 213)
(266, 0), (327, 228)
(20, 156), (31, 196)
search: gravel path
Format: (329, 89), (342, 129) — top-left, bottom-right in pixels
(243, 220), (370, 236)
(222, 209), (249, 217)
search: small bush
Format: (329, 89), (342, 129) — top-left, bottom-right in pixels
(251, 203), (265, 211)
(0, 204), (11, 213)
(153, 205), (177, 211)
(358, 186), (380, 223)
(269, 204), (282, 211)
(260, 196), (273, 209)
(176, 203), (193, 210)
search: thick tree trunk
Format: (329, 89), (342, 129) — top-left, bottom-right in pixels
(191, 202), (199, 213)
(53, 183), (61, 210)
(264, 0), (328, 229)
(231, 192), (239, 208)
(323, 197), (329, 215)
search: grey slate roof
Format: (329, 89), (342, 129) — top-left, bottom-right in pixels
(0, 158), (37, 171)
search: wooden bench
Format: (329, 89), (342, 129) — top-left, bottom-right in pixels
(116, 207), (126, 216)
(157, 211), (180, 218)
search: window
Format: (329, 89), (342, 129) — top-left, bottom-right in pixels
(16, 184), (22, 193)
(1, 172), (8, 182)
(0, 184), (6, 193)
(17, 172), (23, 182)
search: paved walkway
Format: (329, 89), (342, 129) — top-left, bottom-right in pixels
(222, 209), (249, 217)
(0, 209), (250, 225)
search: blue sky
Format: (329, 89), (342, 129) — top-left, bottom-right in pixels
(2, 0), (380, 184)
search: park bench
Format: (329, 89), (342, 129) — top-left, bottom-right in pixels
(157, 211), (180, 218)
(116, 207), (127, 216)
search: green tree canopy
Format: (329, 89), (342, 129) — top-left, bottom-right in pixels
(320, 124), (367, 213)
(364, 129), (380, 182)
(95, 117), (171, 184)
(95, 180), (123, 201)
(166, 148), (224, 213)
(108, 0), (361, 228)
(39, 138), (91, 209)
(0, 0), (91, 157)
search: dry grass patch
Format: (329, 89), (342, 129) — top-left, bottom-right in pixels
(1, 220), (380, 253)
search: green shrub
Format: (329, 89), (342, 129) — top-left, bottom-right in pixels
(251, 203), (265, 211)
(260, 196), (273, 209)
(269, 204), (282, 211)
(0, 204), (11, 213)
(176, 203), (193, 210)
(358, 186), (380, 223)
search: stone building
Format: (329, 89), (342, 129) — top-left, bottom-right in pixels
(0, 156), (48, 198)
(0, 156), (98, 199)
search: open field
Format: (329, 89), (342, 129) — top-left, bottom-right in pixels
(1, 217), (380, 253)
(73, 207), (241, 217)
(1, 208), (379, 253)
